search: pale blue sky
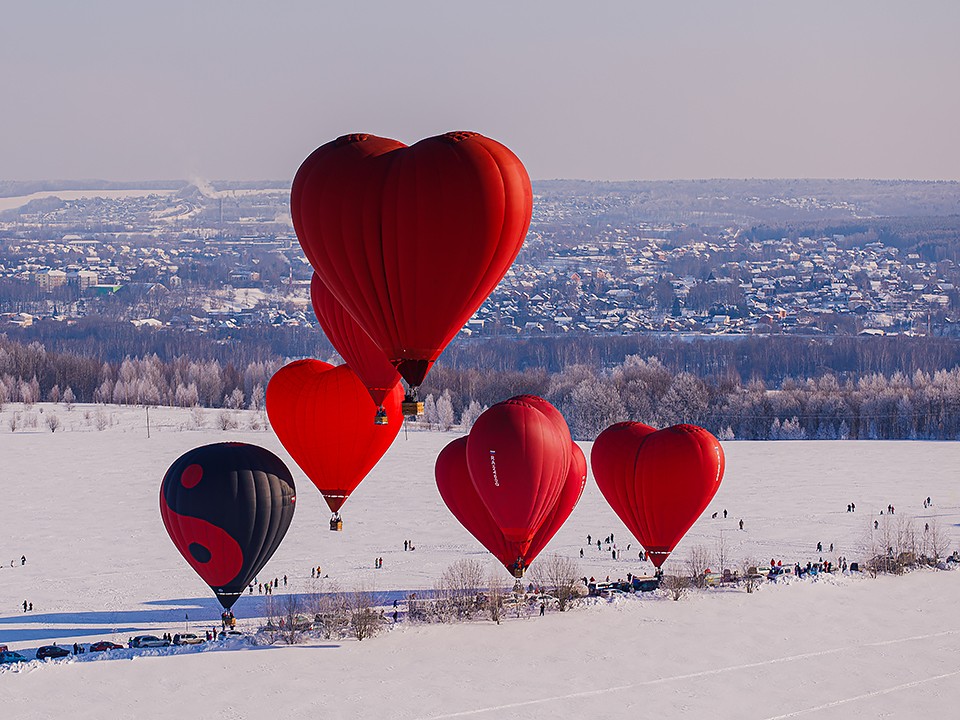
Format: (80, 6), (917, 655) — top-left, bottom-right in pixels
(2, 1), (957, 182)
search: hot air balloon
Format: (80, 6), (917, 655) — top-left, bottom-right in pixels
(159, 442), (296, 610)
(467, 396), (570, 552)
(436, 435), (586, 578)
(591, 423), (724, 568)
(526, 442), (587, 563)
(266, 359), (402, 529)
(435, 436), (514, 570)
(310, 273), (401, 423)
(291, 131), (533, 415)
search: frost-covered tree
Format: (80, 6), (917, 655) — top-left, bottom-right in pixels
(422, 393), (438, 430)
(225, 387), (245, 410)
(565, 377), (626, 441)
(248, 383), (266, 412)
(437, 390), (455, 431)
(460, 400), (484, 430)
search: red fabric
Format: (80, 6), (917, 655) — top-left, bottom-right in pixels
(159, 504), (243, 587)
(591, 423), (724, 568)
(266, 359), (402, 513)
(310, 273), (401, 407)
(436, 432), (585, 576)
(466, 397), (570, 549)
(291, 132), (532, 388)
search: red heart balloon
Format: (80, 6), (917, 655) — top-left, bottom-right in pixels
(266, 360), (402, 514)
(291, 131), (532, 389)
(436, 435), (586, 577)
(591, 423), (724, 568)
(310, 273), (401, 409)
(466, 396), (571, 550)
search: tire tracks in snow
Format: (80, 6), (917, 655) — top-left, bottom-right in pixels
(413, 628), (960, 719)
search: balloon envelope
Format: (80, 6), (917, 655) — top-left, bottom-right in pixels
(591, 423), (724, 568)
(310, 273), (401, 408)
(266, 359), (402, 513)
(291, 131), (533, 388)
(435, 437), (514, 570)
(526, 442), (587, 562)
(466, 396), (571, 551)
(160, 442), (296, 609)
(436, 435), (585, 576)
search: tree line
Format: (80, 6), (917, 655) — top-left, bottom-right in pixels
(3, 335), (960, 441)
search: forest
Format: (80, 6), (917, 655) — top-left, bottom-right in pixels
(2, 331), (959, 441)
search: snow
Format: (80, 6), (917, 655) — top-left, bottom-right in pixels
(2, 402), (960, 718)
(0, 189), (178, 213)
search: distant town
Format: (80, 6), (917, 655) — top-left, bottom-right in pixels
(1, 178), (959, 339)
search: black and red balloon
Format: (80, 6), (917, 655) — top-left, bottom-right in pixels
(291, 131), (533, 389)
(160, 442), (296, 609)
(591, 423), (724, 568)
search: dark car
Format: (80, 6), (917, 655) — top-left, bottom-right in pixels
(0, 650), (28, 665)
(36, 645), (70, 660)
(89, 641), (124, 652)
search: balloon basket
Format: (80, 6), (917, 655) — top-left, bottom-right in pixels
(401, 400), (424, 417)
(373, 407), (389, 425)
(329, 518), (343, 531)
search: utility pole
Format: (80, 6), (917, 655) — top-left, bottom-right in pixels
(146, 405), (151, 438)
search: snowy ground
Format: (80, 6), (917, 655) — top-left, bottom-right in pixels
(2, 402), (959, 719)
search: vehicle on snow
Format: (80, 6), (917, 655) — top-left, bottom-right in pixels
(89, 641), (124, 652)
(36, 645), (70, 660)
(173, 633), (204, 645)
(0, 650), (28, 665)
(128, 635), (171, 649)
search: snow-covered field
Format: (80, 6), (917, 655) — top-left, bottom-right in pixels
(2, 402), (960, 719)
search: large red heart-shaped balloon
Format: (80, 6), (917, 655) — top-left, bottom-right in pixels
(291, 131), (533, 388)
(266, 359), (402, 513)
(466, 396), (571, 550)
(591, 423), (724, 568)
(436, 434), (586, 577)
(310, 273), (401, 409)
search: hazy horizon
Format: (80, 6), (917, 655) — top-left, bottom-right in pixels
(2, 1), (957, 183)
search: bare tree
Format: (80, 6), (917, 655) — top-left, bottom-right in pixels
(715, 533), (730, 577)
(62, 386), (75, 410)
(486, 571), (507, 624)
(923, 518), (951, 563)
(349, 586), (384, 641)
(436, 559), (485, 621)
(45, 413), (61, 433)
(190, 405), (206, 429)
(686, 544), (711, 588)
(8, 412), (20, 432)
(661, 574), (690, 601)
(529, 554), (582, 611)
(261, 593), (311, 645)
(95, 408), (109, 431)
(309, 584), (350, 640)
(741, 560), (762, 593)
(217, 411), (238, 431)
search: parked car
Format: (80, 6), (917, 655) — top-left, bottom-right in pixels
(128, 635), (170, 649)
(0, 650), (28, 665)
(173, 633), (204, 646)
(36, 645), (70, 660)
(89, 641), (124, 652)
